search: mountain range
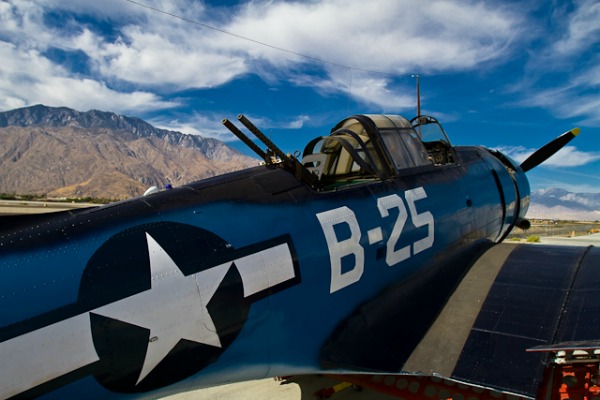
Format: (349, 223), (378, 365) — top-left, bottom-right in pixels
(527, 188), (600, 221)
(1, 105), (598, 220)
(0, 105), (257, 199)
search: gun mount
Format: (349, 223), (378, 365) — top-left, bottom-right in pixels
(222, 115), (320, 189)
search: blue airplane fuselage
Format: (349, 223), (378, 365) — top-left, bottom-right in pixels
(0, 138), (529, 399)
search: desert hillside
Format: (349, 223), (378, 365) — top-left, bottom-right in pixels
(0, 105), (257, 199)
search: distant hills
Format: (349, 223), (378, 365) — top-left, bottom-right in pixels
(0, 105), (257, 199)
(528, 188), (600, 221)
(1, 105), (598, 219)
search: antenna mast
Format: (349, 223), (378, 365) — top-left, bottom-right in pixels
(412, 74), (421, 117)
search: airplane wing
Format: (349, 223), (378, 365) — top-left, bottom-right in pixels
(320, 243), (600, 398)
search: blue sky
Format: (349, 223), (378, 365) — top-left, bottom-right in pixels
(1, 0), (599, 193)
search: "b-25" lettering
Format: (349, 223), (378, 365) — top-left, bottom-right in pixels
(317, 186), (434, 293)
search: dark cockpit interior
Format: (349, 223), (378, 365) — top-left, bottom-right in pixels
(301, 114), (455, 190)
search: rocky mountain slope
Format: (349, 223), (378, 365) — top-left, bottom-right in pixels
(0, 105), (257, 199)
(528, 188), (600, 221)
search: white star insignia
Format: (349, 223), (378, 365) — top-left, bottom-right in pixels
(93, 233), (230, 384)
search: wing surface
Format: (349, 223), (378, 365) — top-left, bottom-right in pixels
(321, 243), (599, 398)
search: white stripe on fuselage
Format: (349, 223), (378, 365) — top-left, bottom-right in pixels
(0, 237), (296, 398)
(0, 313), (99, 398)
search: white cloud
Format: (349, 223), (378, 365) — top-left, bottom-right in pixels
(528, 169), (600, 194)
(84, 26), (248, 89)
(575, 64), (600, 88)
(288, 70), (415, 112)
(78, 0), (524, 96)
(524, 83), (600, 125)
(2, 0), (596, 127)
(224, 0), (522, 74)
(153, 111), (316, 142)
(152, 113), (236, 141)
(0, 0), (221, 112)
(514, 0), (600, 125)
(496, 145), (600, 167)
(552, 0), (600, 56)
(287, 115), (310, 129)
(0, 0), (529, 113)
(183, 0), (523, 108)
(0, 41), (177, 112)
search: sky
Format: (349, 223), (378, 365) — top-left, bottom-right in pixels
(1, 0), (599, 193)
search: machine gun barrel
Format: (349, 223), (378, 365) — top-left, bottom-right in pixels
(237, 114), (319, 189)
(222, 118), (267, 161)
(237, 115), (290, 165)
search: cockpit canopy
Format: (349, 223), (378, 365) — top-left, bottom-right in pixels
(302, 114), (454, 189)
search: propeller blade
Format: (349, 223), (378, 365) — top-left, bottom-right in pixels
(520, 128), (580, 172)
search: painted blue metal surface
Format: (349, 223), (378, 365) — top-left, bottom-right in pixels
(0, 113), (547, 399)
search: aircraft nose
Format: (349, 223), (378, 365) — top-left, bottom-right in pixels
(483, 149), (531, 241)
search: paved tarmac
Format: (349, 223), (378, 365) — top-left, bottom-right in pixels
(164, 375), (396, 400)
(0, 199), (95, 215)
(163, 378), (301, 400)
(535, 232), (600, 246)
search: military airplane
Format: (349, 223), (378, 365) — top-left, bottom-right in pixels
(0, 112), (596, 400)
